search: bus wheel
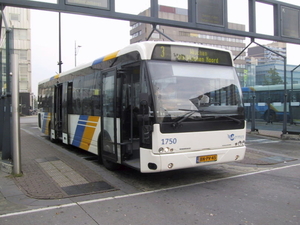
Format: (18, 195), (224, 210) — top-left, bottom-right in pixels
(98, 132), (120, 171)
(264, 110), (276, 122)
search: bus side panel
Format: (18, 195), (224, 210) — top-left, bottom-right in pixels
(68, 114), (101, 155)
(39, 112), (51, 135)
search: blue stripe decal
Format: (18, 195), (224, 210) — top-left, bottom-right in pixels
(80, 115), (89, 120)
(92, 56), (104, 66)
(72, 115), (88, 147)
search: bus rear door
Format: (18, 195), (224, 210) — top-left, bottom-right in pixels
(50, 83), (63, 141)
(61, 82), (72, 144)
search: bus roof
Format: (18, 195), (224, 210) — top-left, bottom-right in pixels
(242, 84), (300, 91)
(39, 41), (233, 85)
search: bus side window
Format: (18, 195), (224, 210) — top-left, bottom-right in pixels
(93, 71), (101, 116)
(73, 78), (82, 114)
(82, 73), (95, 115)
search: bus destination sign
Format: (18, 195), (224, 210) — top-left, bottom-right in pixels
(66, 0), (109, 10)
(281, 6), (300, 39)
(152, 45), (232, 66)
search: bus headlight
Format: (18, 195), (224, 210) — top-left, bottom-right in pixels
(168, 163), (174, 169)
(159, 147), (174, 153)
(235, 141), (245, 146)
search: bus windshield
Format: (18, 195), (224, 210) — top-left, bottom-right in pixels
(147, 61), (243, 123)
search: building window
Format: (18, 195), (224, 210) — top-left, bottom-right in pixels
(19, 64), (28, 76)
(20, 82), (28, 91)
(152, 32), (160, 39)
(179, 31), (189, 36)
(131, 22), (141, 30)
(14, 29), (27, 40)
(20, 75), (28, 81)
(10, 13), (20, 21)
(131, 30), (142, 38)
(16, 50), (28, 60)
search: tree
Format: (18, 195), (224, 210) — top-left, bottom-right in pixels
(263, 68), (284, 85)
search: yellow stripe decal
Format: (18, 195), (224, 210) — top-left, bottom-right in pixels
(79, 116), (100, 151)
(104, 51), (119, 61)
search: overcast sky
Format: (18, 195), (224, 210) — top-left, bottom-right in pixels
(30, 0), (300, 95)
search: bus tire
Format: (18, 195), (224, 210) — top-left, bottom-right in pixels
(98, 132), (120, 171)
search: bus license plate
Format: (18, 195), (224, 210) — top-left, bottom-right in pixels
(196, 154), (217, 163)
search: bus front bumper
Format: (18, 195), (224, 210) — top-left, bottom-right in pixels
(139, 146), (246, 173)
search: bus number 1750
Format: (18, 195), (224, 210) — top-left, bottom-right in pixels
(161, 138), (177, 145)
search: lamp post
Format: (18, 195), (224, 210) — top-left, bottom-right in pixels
(75, 41), (81, 67)
(58, 12), (63, 73)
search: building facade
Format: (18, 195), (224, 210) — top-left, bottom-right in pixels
(255, 63), (300, 85)
(248, 42), (286, 65)
(1, 7), (32, 115)
(130, 5), (247, 79)
(247, 42), (300, 86)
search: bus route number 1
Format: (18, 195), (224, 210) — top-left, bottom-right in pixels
(161, 138), (177, 145)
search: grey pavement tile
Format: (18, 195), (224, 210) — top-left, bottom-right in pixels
(0, 185), (23, 198)
(35, 156), (59, 163)
(62, 181), (115, 196)
(6, 194), (38, 206)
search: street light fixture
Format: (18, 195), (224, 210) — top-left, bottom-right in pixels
(75, 41), (82, 67)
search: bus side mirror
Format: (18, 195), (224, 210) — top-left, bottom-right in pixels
(139, 93), (152, 146)
(138, 93), (150, 121)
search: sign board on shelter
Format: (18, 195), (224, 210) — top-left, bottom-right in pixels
(196, 0), (224, 26)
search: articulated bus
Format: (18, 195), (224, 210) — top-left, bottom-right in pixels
(38, 41), (246, 173)
(242, 84), (300, 123)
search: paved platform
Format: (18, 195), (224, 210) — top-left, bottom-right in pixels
(0, 119), (299, 216)
(0, 125), (127, 215)
(15, 129), (116, 199)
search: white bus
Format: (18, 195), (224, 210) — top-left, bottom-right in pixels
(38, 41), (246, 173)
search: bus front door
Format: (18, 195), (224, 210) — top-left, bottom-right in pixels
(101, 68), (120, 169)
(51, 83), (63, 141)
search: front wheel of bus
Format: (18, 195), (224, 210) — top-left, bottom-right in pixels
(98, 132), (120, 171)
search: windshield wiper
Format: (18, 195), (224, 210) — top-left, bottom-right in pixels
(216, 116), (242, 124)
(172, 109), (208, 128)
(173, 109), (241, 128)
(172, 111), (196, 128)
